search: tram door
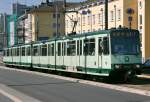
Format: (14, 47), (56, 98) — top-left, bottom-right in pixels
(98, 38), (103, 69)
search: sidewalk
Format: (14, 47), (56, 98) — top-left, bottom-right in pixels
(137, 74), (150, 79)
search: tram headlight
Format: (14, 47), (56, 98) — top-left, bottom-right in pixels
(115, 65), (120, 69)
(136, 65), (140, 68)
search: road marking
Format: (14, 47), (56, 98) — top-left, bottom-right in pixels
(0, 66), (150, 97)
(0, 87), (22, 102)
(0, 83), (41, 102)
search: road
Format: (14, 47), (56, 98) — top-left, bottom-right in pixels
(0, 94), (13, 102)
(0, 66), (150, 102)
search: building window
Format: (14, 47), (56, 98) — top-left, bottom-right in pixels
(118, 9), (121, 20)
(53, 23), (60, 28)
(53, 32), (56, 37)
(53, 23), (56, 28)
(58, 24), (60, 28)
(57, 14), (60, 18)
(83, 30), (85, 33)
(53, 14), (60, 18)
(93, 15), (95, 24)
(140, 15), (142, 25)
(53, 14), (56, 18)
(139, 1), (142, 9)
(110, 11), (114, 21)
(139, 26), (142, 33)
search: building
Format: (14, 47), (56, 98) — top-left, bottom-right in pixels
(27, 1), (66, 41)
(138, 0), (150, 62)
(65, 0), (138, 34)
(7, 14), (17, 47)
(6, 3), (31, 47)
(26, 0), (79, 41)
(0, 13), (8, 50)
(12, 3), (29, 17)
(17, 13), (32, 44)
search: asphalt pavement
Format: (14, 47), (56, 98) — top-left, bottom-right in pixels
(0, 94), (13, 102)
(0, 66), (150, 102)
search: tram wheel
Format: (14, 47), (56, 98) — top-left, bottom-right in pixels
(123, 70), (135, 83)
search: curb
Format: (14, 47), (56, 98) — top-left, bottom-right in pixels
(0, 66), (150, 97)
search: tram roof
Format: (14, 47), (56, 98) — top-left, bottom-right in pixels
(5, 28), (138, 49)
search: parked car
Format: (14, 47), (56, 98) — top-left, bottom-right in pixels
(143, 59), (150, 69)
(142, 59), (150, 74)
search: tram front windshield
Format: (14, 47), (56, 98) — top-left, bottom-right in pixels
(111, 31), (140, 55)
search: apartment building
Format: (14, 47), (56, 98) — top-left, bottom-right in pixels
(28, 1), (66, 41)
(65, 0), (138, 34)
(138, 0), (150, 62)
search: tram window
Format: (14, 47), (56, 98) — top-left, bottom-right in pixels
(77, 40), (79, 55)
(57, 42), (61, 56)
(48, 44), (51, 56)
(63, 42), (66, 56)
(84, 38), (95, 56)
(4, 50), (5, 56)
(99, 38), (103, 55)
(84, 39), (88, 55)
(49, 44), (54, 56)
(103, 37), (109, 55)
(62, 42), (64, 56)
(17, 48), (20, 56)
(9, 49), (13, 56)
(33, 46), (38, 56)
(12, 49), (14, 56)
(41, 44), (47, 56)
(67, 41), (76, 56)
(10, 49), (12, 56)
(13, 49), (15, 56)
(22, 47), (25, 56)
(26, 47), (31, 56)
(52, 44), (54, 56)
(80, 40), (82, 55)
(7, 49), (9, 56)
(89, 39), (95, 56)
(3, 50), (5, 56)
(15, 48), (17, 56)
(12, 49), (15, 56)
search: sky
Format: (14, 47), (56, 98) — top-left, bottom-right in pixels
(0, 0), (84, 14)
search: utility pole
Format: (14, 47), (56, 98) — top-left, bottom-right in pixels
(105, 0), (108, 30)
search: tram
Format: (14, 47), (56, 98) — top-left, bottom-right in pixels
(3, 28), (142, 81)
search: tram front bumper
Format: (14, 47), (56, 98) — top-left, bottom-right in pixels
(112, 64), (142, 75)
